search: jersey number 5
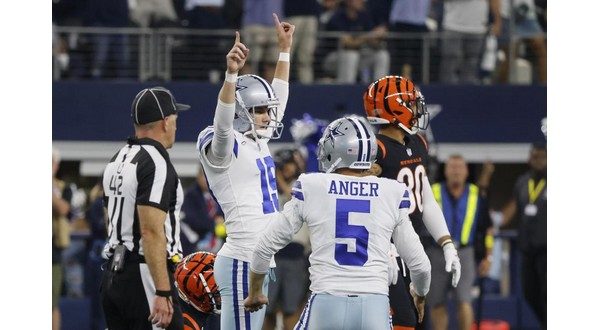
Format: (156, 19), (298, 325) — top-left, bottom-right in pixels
(335, 199), (370, 266)
(397, 165), (426, 214)
(256, 156), (279, 214)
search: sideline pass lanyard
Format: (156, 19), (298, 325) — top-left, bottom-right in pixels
(528, 178), (546, 204)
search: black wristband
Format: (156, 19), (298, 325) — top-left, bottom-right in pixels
(156, 290), (171, 297)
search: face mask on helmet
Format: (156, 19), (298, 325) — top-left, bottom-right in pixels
(317, 116), (377, 173)
(174, 251), (221, 314)
(363, 75), (429, 135)
(233, 74), (284, 139)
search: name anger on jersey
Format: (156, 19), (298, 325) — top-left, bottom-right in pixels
(327, 180), (380, 197)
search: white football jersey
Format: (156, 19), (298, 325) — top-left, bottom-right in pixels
(252, 172), (428, 296)
(197, 127), (279, 262)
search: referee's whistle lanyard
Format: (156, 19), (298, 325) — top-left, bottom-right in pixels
(528, 178), (546, 204)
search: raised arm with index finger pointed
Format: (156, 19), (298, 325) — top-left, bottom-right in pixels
(272, 13), (295, 82)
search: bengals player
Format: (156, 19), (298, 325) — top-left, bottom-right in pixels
(363, 76), (461, 329)
(175, 251), (222, 330)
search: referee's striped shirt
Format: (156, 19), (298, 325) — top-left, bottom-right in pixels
(102, 137), (183, 261)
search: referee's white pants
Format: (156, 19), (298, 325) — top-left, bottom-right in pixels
(214, 256), (270, 330)
(294, 293), (390, 330)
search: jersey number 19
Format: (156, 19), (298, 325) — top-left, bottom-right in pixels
(256, 156), (279, 214)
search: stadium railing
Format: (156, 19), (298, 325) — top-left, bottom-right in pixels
(52, 26), (546, 85)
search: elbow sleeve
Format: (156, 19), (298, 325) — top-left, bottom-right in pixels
(210, 100), (236, 161)
(422, 178), (450, 242)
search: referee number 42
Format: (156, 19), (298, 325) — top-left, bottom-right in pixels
(109, 175), (123, 195)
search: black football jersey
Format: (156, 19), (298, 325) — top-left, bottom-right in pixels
(375, 133), (431, 239)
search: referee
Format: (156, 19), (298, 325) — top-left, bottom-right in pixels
(100, 87), (189, 330)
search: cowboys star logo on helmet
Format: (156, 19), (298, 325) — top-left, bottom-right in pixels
(323, 120), (345, 147)
(235, 82), (248, 92)
(318, 116), (377, 173)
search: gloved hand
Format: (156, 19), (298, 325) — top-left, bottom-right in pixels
(387, 243), (400, 285)
(443, 242), (461, 287)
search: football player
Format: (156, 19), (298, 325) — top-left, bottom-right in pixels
(196, 14), (295, 330)
(243, 116), (431, 329)
(363, 75), (461, 329)
(175, 252), (221, 330)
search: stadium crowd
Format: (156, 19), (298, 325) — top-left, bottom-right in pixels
(52, 0), (546, 84)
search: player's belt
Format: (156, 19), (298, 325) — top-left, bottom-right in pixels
(109, 248), (181, 272)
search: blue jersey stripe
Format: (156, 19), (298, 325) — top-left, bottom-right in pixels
(232, 259), (240, 330)
(199, 131), (214, 148)
(304, 294), (317, 328)
(243, 261), (251, 329)
(253, 75), (273, 99)
(293, 180), (302, 189)
(357, 119), (372, 162)
(347, 119), (364, 162)
(291, 190), (304, 201)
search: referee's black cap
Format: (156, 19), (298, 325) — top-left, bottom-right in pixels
(131, 87), (190, 125)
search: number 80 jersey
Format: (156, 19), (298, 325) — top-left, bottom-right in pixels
(197, 127), (279, 263)
(375, 133), (431, 238)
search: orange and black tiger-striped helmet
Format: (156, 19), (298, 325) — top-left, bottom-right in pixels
(363, 75), (429, 135)
(175, 251), (221, 314)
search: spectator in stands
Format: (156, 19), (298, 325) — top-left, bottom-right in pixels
(181, 0), (228, 82)
(52, 149), (71, 330)
(173, 0), (243, 29)
(497, 0), (546, 84)
(53, 0), (88, 26)
(85, 0), (131, 79)
(284, 0), (320, 83)
(52, 149), (85, 329)
(439, 0), (502, 84)
(130, 0), (179, 28)
(51, 156), (87, 304)
(533, 0), (546, 32)
(180, 165), (225, 256)
(366, 0), (392, 27)
(241, 0), (284, 81)
(388, 0), (432, 83)
(313, 0), (341, 81)
(61, 186), (88, 300)
(500, 143), (546, 327)
(323, 0), (390, 83)
(84, 182), (107, 330)
(428, 154), (494, 330)
(264, 149), (311, 330)
(184, 0), (225, 29)
(52, 0), (89, 79)
(318, 0), (341, 26)
(229, 0), (245, 29)
(53, 32), (71, 79)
